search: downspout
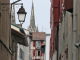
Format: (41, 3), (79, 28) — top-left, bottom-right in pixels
(73, 0), (77, 60)
(11, 39), (13, 60)
(9, 4), (12, 49)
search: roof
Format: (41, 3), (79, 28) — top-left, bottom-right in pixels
(11, 24), (28, 46)
(32, 32), (45, 40)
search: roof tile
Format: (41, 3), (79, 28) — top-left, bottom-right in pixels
(32, 32), (45, 40)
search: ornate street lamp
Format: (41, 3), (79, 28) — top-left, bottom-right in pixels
(17, 6), (27, 23)
(0, 0), (27, 49)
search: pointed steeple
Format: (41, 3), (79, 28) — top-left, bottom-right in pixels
(11, 4), (15, 24)
(30, 0), (35, 28)
(28, 0), (37, 32)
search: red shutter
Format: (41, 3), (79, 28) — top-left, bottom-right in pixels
(34, 41), (36, 47)
(41, 41), (43, 45)
(64, 0), (73, 10)
(53, 0), (59, 26)
(41, 41), (43, 56)
(33, 50), (35, 56)
(33, 41), (36, 47)
(33, 41), (34, 47)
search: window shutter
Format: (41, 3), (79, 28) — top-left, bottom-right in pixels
(41, 41), (43, 56)
(34, 41), (36, 47)
(41, 41), (43, 45)
(33, 41), (35, 47)
(33, 50), (35, 56)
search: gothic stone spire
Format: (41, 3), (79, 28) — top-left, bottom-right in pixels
(28, 0), (37, 32)
(30, 0), (35, 28)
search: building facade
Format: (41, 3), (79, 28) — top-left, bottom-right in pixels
(50, 0), (80, 60)
(30, 32), (45, 60)
(49, 0), (59, 60)
(0, 0), (11, 60)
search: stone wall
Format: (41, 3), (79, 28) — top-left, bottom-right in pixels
(0, 41), (11, 60)
(0, 0), (10, 48)
(59, 11), (73, 60)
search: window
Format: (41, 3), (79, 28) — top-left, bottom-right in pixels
(38, 51), (40, 56)
(20, 48), (22, 58)
(22, 51), (24, 60)
(36, 41), (40, 49)
(36, 50), (40, 56)
(20, 48), (24, 60)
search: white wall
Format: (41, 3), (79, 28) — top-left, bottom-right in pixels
(45, 34), (50, 60)
(17, 30), (30, 60)
(17, 44), (24, 60)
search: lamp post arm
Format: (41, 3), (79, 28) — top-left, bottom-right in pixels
(0, 0), (22, 5)
(11, 0), (21, 5)
(0, 3), (23, 5)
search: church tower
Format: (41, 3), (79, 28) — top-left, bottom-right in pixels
(11, 4), (16, 24)
(28, 0), (39, 32)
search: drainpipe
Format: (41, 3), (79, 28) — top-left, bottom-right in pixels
(73, 0), (77, 60)
(11, 40), (13, 60)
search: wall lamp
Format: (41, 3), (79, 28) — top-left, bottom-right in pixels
(74, 43), (80, 48)
(0, 0), (27, 24)
(0, 0), (27, 60)
(0, 0), (27, 49)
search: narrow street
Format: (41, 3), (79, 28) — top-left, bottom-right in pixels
(0, 0), (80, 60)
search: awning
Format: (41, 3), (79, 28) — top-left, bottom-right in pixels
(11, 24), (28, 46)
(41, 44), (45, 53)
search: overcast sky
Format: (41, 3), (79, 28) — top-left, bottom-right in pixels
(10, 0), (51, 34)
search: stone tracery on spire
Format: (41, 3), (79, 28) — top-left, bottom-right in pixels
(28, 0), (37, 32)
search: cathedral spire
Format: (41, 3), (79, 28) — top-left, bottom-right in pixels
(28, 0), (37, 32)
(30, 0), (35, 28)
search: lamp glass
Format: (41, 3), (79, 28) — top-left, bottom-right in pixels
(18, 14), (26, 22)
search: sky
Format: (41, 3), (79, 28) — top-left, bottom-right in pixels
(10, 0), (51, 34)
